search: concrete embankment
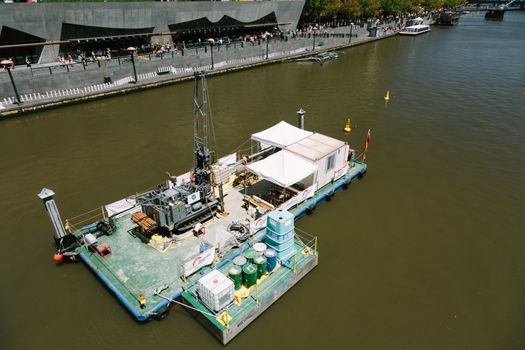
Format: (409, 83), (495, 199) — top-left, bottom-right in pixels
(0, 26), (401, 119)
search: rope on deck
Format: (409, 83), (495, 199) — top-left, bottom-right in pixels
(154, 292), (216, 318)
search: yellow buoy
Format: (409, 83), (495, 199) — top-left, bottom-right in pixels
(343, 118), (351, 132)
(384, 90), (390, 101)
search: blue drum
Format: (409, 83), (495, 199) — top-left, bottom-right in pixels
(263, 248), (277, 272)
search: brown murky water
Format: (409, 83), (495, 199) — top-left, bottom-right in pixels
(1, 13), (525, 350)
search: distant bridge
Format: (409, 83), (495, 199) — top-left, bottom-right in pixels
(465, 0), (525, 8)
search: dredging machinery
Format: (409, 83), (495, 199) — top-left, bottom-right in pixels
(136, 72), (220, 234)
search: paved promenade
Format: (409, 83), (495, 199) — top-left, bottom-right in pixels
(0, 23), (408, 119)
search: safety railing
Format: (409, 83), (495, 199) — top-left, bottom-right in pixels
(1, 46), (310, 109)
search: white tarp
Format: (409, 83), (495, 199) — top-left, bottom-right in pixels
(218, 153), (237, 166)
(105, 198), (138, 218)
(184, 248), (215, 276)
(251, 121), (313, 149)
(203, 226), (236, 253)
(246, 150), (318, 188)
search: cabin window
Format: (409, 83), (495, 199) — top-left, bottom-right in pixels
(326, 154), (335, 173)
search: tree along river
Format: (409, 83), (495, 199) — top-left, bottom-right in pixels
(1, 12), (524, 350)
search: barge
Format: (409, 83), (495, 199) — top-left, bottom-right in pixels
(435, 11), (460, 25)
(38, 72), (368, 344)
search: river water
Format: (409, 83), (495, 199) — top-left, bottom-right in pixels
(1, 12), (524, 350)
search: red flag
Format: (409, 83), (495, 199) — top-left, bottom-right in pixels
(363, 129), (371, 160)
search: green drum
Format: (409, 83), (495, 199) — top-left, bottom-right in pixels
(242, 263), (257, 288)
(253, 255), (267, 278)
(243, 248), (258, 263)
(228, 265), (243, 290)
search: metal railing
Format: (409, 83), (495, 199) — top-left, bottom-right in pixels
(1, 46), (310, 109)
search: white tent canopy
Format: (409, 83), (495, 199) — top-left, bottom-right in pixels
(251, 121), (313, 149)
(246, 150), (318, 188)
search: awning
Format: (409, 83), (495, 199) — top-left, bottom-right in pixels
(246, 150), (318, 188)
(251, 121), (313, 149)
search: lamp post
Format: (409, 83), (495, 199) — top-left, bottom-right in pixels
(265, 36), (269, 59)
(312, 32), (316, 51)
(1, 60), (21, 105)
(349, 23), (353, 44)
(127, 47), (138, 83)
(210, 42), (214, 69)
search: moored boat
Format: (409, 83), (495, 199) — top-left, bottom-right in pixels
(295, 51), (339, 64)
(399, 24), (431, 36)
(435, 11), (460, 25)
(485, 9), (505, 20)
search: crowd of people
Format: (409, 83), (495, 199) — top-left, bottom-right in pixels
(3, 15), (434, 71)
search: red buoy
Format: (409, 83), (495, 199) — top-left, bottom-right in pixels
(53, 253), (64, 264)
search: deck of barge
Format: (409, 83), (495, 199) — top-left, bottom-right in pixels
(75, 183), (251, 320)
(73, 160), (366, 321)
(182, 236), (318, 344)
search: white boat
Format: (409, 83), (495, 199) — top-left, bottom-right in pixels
(399, 24), (431, 36)
(295, 51), (339, 64)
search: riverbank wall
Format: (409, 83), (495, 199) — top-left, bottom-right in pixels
(0, 23), (407, 119)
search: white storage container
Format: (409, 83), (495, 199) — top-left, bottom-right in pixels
(197, 270), (234, 312)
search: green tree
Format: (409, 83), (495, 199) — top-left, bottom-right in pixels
(303, 0), (326, 23)
(443, 0), (466, 8)
(340, 0), (362, 20)
(326, 0), (343, 18)
(360, 0), (382, 18)
(421, 0), (444, 10)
